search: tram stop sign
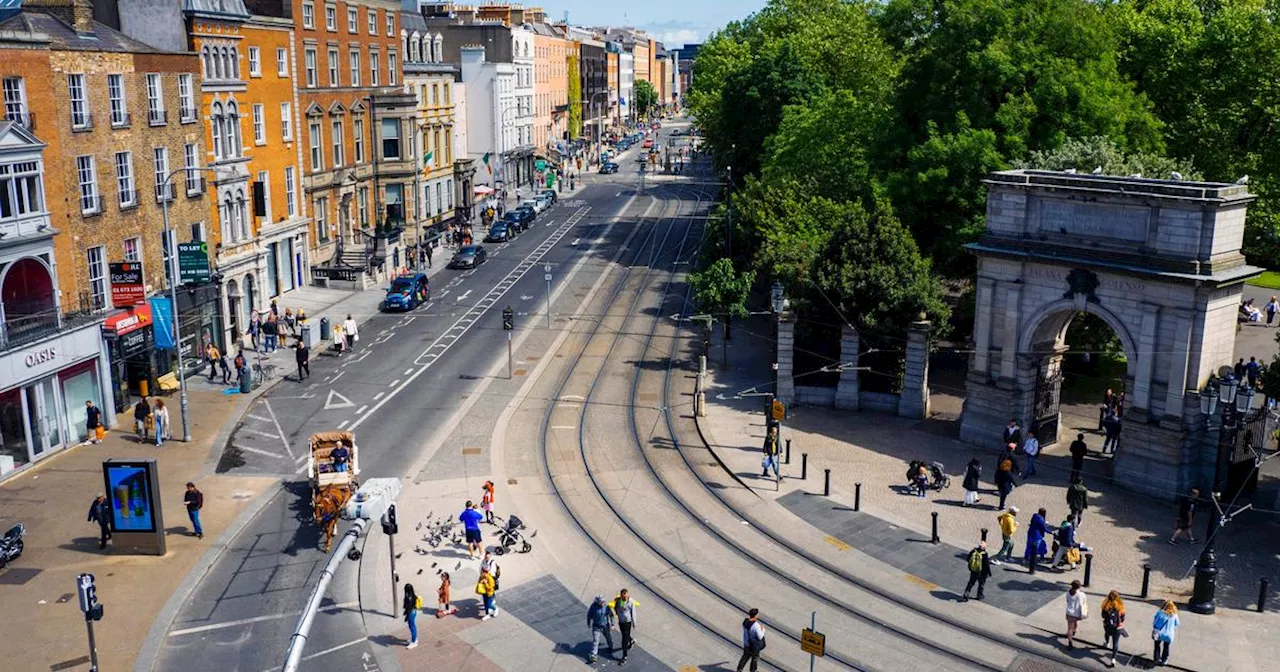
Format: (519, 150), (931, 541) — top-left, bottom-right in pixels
(800, 628), (825, 657)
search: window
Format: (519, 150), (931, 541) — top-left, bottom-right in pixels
(331, 119), (344, 167)
(386, 13), (394, 37)
(353, 118), (365, 163)
(386, 183), (403, 224)
(76, 155), (98, 213)
(388, 50), (398, 86)
(302, 1), (314, 29)
(248, 47), (261, 76)
(325, 4), (336, 31)
(178, 74), (195, 122)
(280, 102), (293, 140)
(446, 178), (453, 208)
(147, 74), (166, 125)
(211, 102), (224, 161)
(252, 104), (265, 144)
(153, 147), (171, 202)
(160, 229), (175, 284)
(0, 160), (44, 219)
(358, 186), (368, 226)
(328, 47), (339, 87)
(433, 129), (441, 167)
(315, 196), (328, 241)
(190, 221), (205, 242)
(3, 77), (26, 125)
(256, 170), (270, 222)
(348, 7), (357, 33)
(107, 74), (127, 127)
(87, 246), (106, 310)
(114, 152), (135, 207)
(68, 74), (89, 128)
(349, 50), (361, 87)
(381, 118), (401, 159)
(369, 48), (380, 86)
(444, 83), (451, 105)
(368, 9), (377, 35)
(277, 47), (289, 77)
(431, 84), (438, 106)
(123, 236), (141, 263)
(304, 48), (318, 87)
(309, 121), (323, 170)
(285, 166), (297, 218)
(184, 143), (201, 194)
(236, 189), (248, 240)
(435, 183), (443, 216)
(445, 127), (452, 163)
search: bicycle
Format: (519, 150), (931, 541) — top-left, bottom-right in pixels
(252, 361), (276, 388)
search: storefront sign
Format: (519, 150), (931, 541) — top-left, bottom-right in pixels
(178, 242), (211, 284)
(109, 262), (145, 307)
(23, 347), (57, 368)
(1, 323), (106, 390)
(102, 304), (153, 337)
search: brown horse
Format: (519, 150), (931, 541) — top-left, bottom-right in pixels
(312, 484), (352, 552)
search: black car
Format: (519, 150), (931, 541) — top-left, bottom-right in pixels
(505, 207), (535, 231)
(485, 221), (513, 243)
(448, 245), (488, 269)
(539, 189), (557, 204)
(600, 161), (619, 174)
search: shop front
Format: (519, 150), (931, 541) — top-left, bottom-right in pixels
(102, 305), (173, 414)
(0, 321), (114, 478)
(176, 279), (224, 373)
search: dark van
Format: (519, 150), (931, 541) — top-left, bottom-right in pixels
(382, 272), (430, 311)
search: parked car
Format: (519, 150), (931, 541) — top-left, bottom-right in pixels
(448, 245), (488, 269)
(534, 193), (553, 211)
(520, 198), (543, 215)
(540, 189), (557, 204)
(485, 221), (513, 243)
(381, 272), (430, 311)
(504, 208), (533, 231)
(600, 161), (619, 174)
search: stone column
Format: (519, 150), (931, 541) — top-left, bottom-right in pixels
(776, 311), (795, 406)
(834, 324), (860, 410)
(1163, 309), (1194, 428)
(998, 283), (1022, 381)
(899, 320), (931, 419)
(972, 277), (996, 376)
(1132, 303), (1160, 416)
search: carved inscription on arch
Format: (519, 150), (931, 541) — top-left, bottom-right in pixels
(1038, 200), (1149, 242)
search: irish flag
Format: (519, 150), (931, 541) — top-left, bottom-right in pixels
(482, 152), (492, 174)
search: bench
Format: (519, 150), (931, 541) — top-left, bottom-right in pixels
(157, 372), (179, 395)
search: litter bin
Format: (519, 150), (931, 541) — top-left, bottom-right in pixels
(320, 316), (331, 341)
(239, 365), (252, 393)
(300, 324), (313, 349)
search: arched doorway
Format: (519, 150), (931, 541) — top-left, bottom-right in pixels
(244, 273), (256, 320)
(1, 257), (57, 342)
(226, 278), (240, 343)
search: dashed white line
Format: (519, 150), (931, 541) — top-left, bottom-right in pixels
(356, 405), (368, 414)
(329, 370), (345, 383)
(233, 444), (284, 459)
(389, 380), (400, 387)
(424, 301), (434, 310)
(337, 419), (350, 429)
(404, 368), (414, 376)
(373, 392), (384, 400)
(245, 413), (272, 423)
(550, 425), (577, 430)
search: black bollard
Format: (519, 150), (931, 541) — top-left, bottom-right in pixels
(1084, 553), (1094, 588)
(981, 527), (988, 542)
(1259, 578), (1270, 613)
(785, 439), (791, 465)
(1141, 564), (1151, 598)
(801, 453), (808, 480)
(854, 483), (862, 512)
(931, 511), (940, 544)
(823, 469), (831, 497)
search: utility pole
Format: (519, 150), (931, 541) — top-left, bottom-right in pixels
(544, 264), (552, 328)
(382, 504), (399, 618)
(503, 306), (514, 378)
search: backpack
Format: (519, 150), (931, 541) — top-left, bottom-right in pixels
(414, 595), (423, 610)
(968, 549), (985, 573)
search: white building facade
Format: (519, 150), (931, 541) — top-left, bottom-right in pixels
(459, 46), (516, 197)
(618, 50), (634, 125)
(510, 26), (535, 190)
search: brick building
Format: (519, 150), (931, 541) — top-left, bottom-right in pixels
(401, 10), (457, 260)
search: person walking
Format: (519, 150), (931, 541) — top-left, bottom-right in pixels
(295, 340), (311, 381)
(403, 584), (421, 649)
(1247, 356), (1262, 388)
(436, 572), (457, 617)
(184, 482), (204, 539)
(1026, 507), (1052, 571)
(476, 566), (497, 620)
(962, 457), (982, 506)
(342, 313), (358, 352)
(962, 541), (993, 601)
(1102, 410), (1122, 454)
(1067, 477), (1089, 528)
(425, 242), (433, 268)
(460, 501), (485, 559)
(611, 589), (638, 664)
(87, 493), (112, 549)
(736, 608), (767, 672)
(1267, 296), (1279, 326)
(1002, 418), (1021, 447)
(993, 506), (1018, 565)
(1022, 430), (1040, 477)
(205, 343), (222, 382)
(1151, 600), (1180, 666)
(283, 308), (295, 335)
(262, 315), (278, 353)
(247, 312), (260, 351)
(995, 447), (1018, 510)
(153, 399), (170, 446)
(586, 595), (615, 663)
(1051, 519), (1080, 569)
(1069, 433), (1089, 482)
(85, 400), (103, 444)
(1064, 580), (1089, 649)
(482, 480), (497, 525)
(1169, 487), (1199, 544)
(1100, 590), (1127, 667)
(761, 426), (780, 481)
(217, 347), (232, 385)
(133, 395), (152, 442)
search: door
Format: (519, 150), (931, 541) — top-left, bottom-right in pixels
(24, 378), (63, 458)
(266, 242), (279, 298)
(1033, 357), (1063, 445)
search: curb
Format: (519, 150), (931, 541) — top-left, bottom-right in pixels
(690, 372), (765, 499)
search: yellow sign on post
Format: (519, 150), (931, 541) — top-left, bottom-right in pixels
(771, 399), (786, 422)
(800, 628), (825, 657)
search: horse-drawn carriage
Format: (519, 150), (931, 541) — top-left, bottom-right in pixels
(307, 430), (360, 551)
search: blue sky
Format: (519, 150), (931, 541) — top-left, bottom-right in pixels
(541, 0), (765, 49)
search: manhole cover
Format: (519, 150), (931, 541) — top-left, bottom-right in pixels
(50, 655), (91, 671)
(0, 567), (41, 585)
(55, 593), (74, 604)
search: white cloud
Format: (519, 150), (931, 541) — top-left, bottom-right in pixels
(656, 28), (701, 47)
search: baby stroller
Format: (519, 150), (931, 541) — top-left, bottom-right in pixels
(906, 460), (951, 492)
(492, 514), (536, 555)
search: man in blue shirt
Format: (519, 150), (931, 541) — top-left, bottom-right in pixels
(329, 443), (350, 472)
(460, 501), (485, 559)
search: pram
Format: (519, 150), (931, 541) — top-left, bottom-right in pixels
(492, 514), (536, 555)
(906, 460), (951, 491)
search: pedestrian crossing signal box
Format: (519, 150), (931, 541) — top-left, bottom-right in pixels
(502, 306), (514, 331)
(800, 628), (825, 657)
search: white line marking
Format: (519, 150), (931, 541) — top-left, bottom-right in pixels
(337, 419), (350, 429)
(356, 405), (368, 414)
(561, 394), (586, 401)
(255, 637), (368, 672)
(295, 453), (309, 463)
(550, 425), (577, 430)
(329, 370), (345, 383)
(324, 389), (355, 410)
(295, 462), (308, 475)
(373, 392), (384, 400)
(168, 602), (359, 637)
(439, 290), (450, 298)
(244, 413), (272, 423)
(455, 289), (472, 302)
(261, 400), (295, 459)
(233, 444), (284, 459)
(424, 301), (434, 310)
(389, 380), (400, 387)
(404, 368), (414, 376)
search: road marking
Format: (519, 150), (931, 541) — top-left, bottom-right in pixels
(329, 371), (345, 383)
(168, 602), (360, 637)
(903, 573), (939, 591)
(337, 420), (350, 429)
(550, 425), (576, 430)
(261, 399), (295, 459)
(462, 269), (477, 277)
(438, 290), (450, 298)
(295, 453), (309, 463)
(389, 380), (400, 387)
(233, 444), (283, 459)
(424, 301), (434, 310)
(520, 294), (534, 301)
(245, 413), (272, 423)
(455, 290), (472, 302)
(324, 389), (355, 410)
(373, 392), (384, 400)
(561, 394), (585, 401)
(404, 368), (414, 376)
(571, 238), (580, 245)
(356, 405), (368, 414)
(824, 535), (851, 552)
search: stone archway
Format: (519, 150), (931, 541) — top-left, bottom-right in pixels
(960, 170), (1261, 499)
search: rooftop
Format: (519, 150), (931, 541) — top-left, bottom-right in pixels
(0, 11), (175, 53)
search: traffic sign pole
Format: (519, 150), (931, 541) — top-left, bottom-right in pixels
(544, 264), (552, 329)
(161, 174), (191, 442)
(809, 612), (816, 672)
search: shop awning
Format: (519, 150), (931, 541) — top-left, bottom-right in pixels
(473, 185), (495, 196)
(101, 304), (153, 337)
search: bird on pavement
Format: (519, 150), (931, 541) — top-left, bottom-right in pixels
(1091, 166), (1103, 175)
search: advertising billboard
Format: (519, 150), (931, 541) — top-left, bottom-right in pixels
(103, 462), (157, 532)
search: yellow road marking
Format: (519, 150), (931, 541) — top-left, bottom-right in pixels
(824, 535), (851, 552)
(903, 573), (939, 591)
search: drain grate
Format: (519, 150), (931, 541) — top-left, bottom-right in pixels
(0, 567), (41, 585)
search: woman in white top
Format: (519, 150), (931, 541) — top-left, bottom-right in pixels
(342, 314), (358, 351)
(1064, 579), (1088, 649)
(153, 398), (171, 446)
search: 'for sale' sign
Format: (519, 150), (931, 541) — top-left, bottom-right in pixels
(109, 262), (145, 307)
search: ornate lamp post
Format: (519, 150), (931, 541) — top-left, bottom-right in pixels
(1190, 372), (1248, 614)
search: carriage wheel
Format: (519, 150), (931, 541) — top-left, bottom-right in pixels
(520, 541), (532, 554)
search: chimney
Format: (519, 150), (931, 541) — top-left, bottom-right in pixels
(24, 0), (96, 34)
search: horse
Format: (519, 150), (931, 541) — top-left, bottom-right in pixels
(312, 484), (352, 552)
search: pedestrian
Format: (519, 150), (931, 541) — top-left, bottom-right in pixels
(218, 348), (232, 384)
(403, 583), (421, 649)
(425, 242), (433, 268)
(611, 589), (638, 664)
(1069, 433), (1088, 482)
(283, 308), (295, 335)
(184, 482), (204, 539)
(1247, 356), (1261, 388)
(1064, 580), (1088, 649)
(205, 343), (221, 382)
(993, 506), (1018, 565)
(342, 313), (358, 351)
(248, 312), (260, 351)
(1102, 410), (1121, 454)
(233, 351), (247, 388)
(962, 457), (982, 506)
(153, 398), (170, 446)
(586, 594), (615, 663)
(295, 340), (311, 381)
(995, 446), (1018, 510)
(1267, 296), (1279, 326)
(735, 607), (766, 672)
(460, 500), (485, 559)
(1151, 600), (1179, 666)
(1026, 507), (1051, 571)
(1234, 357), (1246, 380)
(914, 461), (929, 498)
(1051, 519), (1080, 569)
(332, 323), (346, 355)
(1023, 429), (1040, 477)
(1067, 477), (1089, 528)
(87, 493), (112, 549)
(436, 572), (457, 617)
(1101, 388), (1114, 429)
(85, 400), (103, 444)
(1169, 487), (1199, 544)
(479, 549), (496, 576)
(262, 315), (278, 353)
(133, 395), (152, 441)
(1100, 590), (1127, 667)
(475, 566), (496, 620)
(482, 480), (496, 525)
(761, 426), (780, 481)
(1002, 418), (1021, 447)
(962, 540), (993, 601)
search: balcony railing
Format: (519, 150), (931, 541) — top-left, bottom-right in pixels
(0, 304), (61, 353)
(71, 112), (93, 131)
(311, 266), (363, 283)
(149, 108), (168, 126)
(111, 111), (131, 128)
(186, 175), (205, 196)
(118, 189), (139, 209)
(155, 181), (176, 203)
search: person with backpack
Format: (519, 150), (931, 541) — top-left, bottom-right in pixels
(403, 584), (421, 648)
(736, 608), (766, 672)
(586, 594), (615, 663)
(962, 541), (993, 601)
(993, 506), (1018, 565)
(1100, 590), (1127, 667)
(962, 458), (982, 506)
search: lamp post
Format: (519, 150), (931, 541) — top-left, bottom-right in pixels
(770, 280), (787, 397)
(1190, 373), (1251, 614)
(587, 91), (608, 168)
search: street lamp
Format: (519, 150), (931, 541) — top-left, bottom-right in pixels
(1190, 371), (1248, 614)
(770, 280), (786, 313)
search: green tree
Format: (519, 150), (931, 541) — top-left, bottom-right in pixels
(1018, 135), (1199, 179)
(634, 79), (659, 119)
(760, 89), (883, 201)
(567, 57), (582, 139)
(689, 258), (755, 364)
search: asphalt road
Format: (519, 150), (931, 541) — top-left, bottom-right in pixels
(149, 127), (695, 672)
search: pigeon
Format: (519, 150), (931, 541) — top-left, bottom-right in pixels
(432, 562), (438, 568)
(417, 568), (424, 575)
(1091, 166), (1103, 175)
(455, 561), (462, 570)
(416, 522), (422, 531)
(395, 552), (403, 559)
(1064, 168), (1077, 174)
(1237, 175), (1250, 185)
(1170, 171), (1183, 181)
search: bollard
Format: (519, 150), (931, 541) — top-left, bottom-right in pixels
(931, 511), (939, 544)
(785, 439), (791, 465)
(823, 469), (831, 497)
(854, 483), (862, 512)
(1083, 553), (1094, 588)
(1141, 564), (1151, 598)
(1259, 578), (1270, 613)
(981, 527), (988, 542)
(801, 453), (808, 480)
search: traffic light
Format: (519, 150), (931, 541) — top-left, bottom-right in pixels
(381, 503), (399, 536)
(502, 306), (514, 331)
(77, 573), (104, 621)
